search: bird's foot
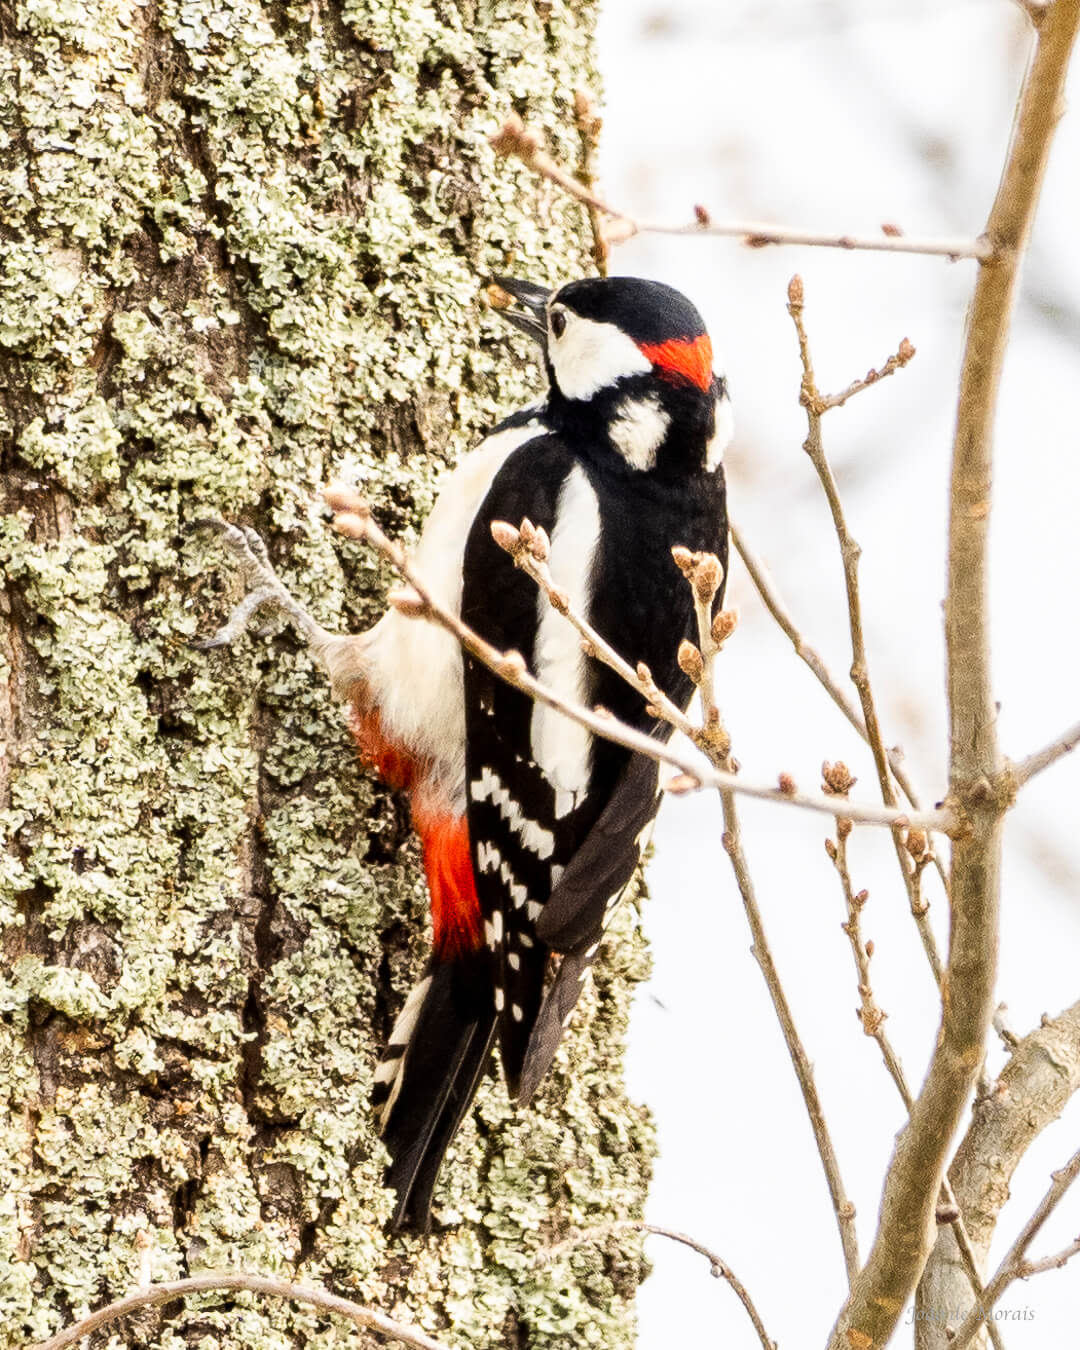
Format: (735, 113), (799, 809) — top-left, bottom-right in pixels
(191, 519), (337, 656)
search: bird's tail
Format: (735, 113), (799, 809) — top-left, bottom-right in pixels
(373, 953), (496, 1231)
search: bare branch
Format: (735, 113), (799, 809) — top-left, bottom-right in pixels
(824, 806), (1005, 1350)
(720, 785), (860, 1286)
(816, 336), (917, 412)
(787, 279), (947, 989)
(1011, 717), (1080, 786)
(730, 522), (951, 899)
(543, 1221), (776, 1350)
(321, 493), (951, 833)
(25, 1273), (452, 1350)
(1019, 1233), (1080, 1277)
(489, 113), (990, 261)
(950, 1148), (1080, 1350)
(828, 6), (1080, 1345)
(918, 999), (1080, 1343)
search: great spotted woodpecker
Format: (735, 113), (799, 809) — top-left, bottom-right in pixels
(197, 274), (731, 1230)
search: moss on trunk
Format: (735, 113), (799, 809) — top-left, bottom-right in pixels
(0, 2), (654, 1345)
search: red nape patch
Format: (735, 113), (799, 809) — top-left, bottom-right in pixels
(413, 811), (483, 959)
(637, 335), (713, 393)
(348, 705), (425, 793)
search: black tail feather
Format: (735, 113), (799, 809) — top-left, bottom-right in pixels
(378, 955), (496, 1231)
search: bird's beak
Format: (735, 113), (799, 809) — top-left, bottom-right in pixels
(490, 276), (551, 345)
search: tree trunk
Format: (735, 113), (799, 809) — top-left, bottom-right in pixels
(0, 3), (653, 1345)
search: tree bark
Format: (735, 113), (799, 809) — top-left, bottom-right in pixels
(0, 3), (653, 1346)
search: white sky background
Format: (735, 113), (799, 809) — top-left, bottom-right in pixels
(595, 1), (1080, 1345)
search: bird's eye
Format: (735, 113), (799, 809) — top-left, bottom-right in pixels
(550, 310), (567, 339)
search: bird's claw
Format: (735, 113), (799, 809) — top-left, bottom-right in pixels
(190, 518), (335, 654)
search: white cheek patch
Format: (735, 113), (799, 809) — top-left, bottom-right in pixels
(550, 314), (652, 401)
(609, 393), (670, 471)
(707, 393), (734, 471)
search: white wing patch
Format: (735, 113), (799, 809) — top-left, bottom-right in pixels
(470, 766), (555, 859)
(608, 393), (670, 471)
(530, 464), (599, 812)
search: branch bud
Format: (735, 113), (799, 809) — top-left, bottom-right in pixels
(387, 587), (428, 618)
(498, 650), (527, 679)
(636, 661), (652, 684)
(824, 838), (838, 861)
(331, 511), (369, 540)
(324, 483), (370, 516)
(711, 609), (738, 646)
(777, 772), (797, 796)
(549, 586), (570, 614)
(490, 520), (521, 554)
(837, 816), (852, 841)
(489, 113), (544, 163)
(677, 639), (704, 683)
(787, 274), (804, 306)
(529, 525), (550, 561)
(671, 545), (695, 578)
(904, 828), (929, 862)
(666, 773), (700, 795)
(693, 553), (723, 604)
(822, 760), (856, 796)
(693, 203), (711, 227)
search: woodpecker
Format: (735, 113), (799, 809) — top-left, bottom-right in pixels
(197, 273), (731, 1231)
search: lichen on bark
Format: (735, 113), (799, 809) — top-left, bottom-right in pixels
(0, 2), (655, 1345)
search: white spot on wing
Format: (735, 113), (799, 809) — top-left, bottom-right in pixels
(531, 465), (598, 803)
(477, 845), (531, 911)
(608, 393), (670, 471)
(494, 986), (505, 1012)
(511, 1003), (524, 1022)
(470, 767), (555, 858)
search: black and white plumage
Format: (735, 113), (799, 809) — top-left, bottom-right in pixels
(357, 275), (732, 1228)
(209, 275), (732, 1229)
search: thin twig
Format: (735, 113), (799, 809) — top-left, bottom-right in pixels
(1018, 1233), (1080, 1277)
(828, 6), (1080, 1347)
(571, 89), (608, 273)
(787, 278), (947, 989)
(322, 493), (950, 833)
(24, 1273), (452, 1350)
(1011, 717), (1080, 786)
(720, 784), (860, 1286)
(542, 1221), (776, 1350)
(489, 113), (990, 261)
(949, 1148), (1080, 1350)
(729, 522), (951, 899)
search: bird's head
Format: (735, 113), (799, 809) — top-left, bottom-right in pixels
(492, 274), (732, 477)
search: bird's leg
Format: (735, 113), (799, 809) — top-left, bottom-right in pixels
(191, 520), (358, 687)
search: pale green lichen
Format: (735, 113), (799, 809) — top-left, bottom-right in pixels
(1, 0), (653, 1346)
